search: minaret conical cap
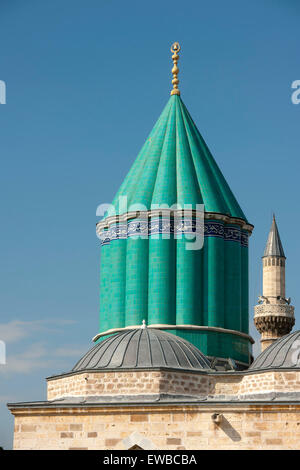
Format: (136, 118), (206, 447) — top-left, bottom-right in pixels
(263, 214), (285, 258)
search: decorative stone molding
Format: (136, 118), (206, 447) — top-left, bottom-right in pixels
(254, 314), (295, 336)
(254, 305), (295, 351)
(254, 304), (295, 318)
(97, 210), (254, 232)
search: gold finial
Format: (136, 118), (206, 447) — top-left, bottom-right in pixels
(170, 42), (181, 96)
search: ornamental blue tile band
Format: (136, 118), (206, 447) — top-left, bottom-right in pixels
(128, 219), (149, 237)
(99, 218), (248, 246)
(224, 226), (241, 243)
(241, 232), (248, 247)
(174, 217), (202, 234)
(204, 221), (224, 238)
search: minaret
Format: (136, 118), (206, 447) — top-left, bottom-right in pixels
(254, 215), (295, 351)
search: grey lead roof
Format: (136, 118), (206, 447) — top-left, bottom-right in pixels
(72, 328), (212, 372)
(249, 330), (300, 371)
(263, 215), (285, 258)
(9, 390), (300, 408)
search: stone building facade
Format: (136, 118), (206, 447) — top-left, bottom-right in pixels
(9, 328), (300, 450)
(11, 402), (300, 451)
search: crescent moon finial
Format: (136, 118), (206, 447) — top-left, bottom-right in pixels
(170, 42), (181, 96)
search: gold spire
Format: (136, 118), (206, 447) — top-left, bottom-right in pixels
(170, 42), (181, 96)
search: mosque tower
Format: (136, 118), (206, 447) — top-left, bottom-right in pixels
(95, 43), (254, 368)
(254, 215), (295, 351)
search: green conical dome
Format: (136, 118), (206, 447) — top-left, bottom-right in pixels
(97, 93), (254, 369)
(106, 94), (246, 220)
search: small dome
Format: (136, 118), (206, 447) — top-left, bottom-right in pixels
(250, 330), (300, 370)
(72, 328), (212, 372)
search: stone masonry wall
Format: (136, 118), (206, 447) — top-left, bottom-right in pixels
(12, 404), (300, 450)
(47, 371), (214, 400)
(239, 371), (300, 395)
(47, 370), (300, 401)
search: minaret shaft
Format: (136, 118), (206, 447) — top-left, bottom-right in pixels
(263, 256), (285, 300)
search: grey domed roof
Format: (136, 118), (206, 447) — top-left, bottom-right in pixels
(250, 330), (300, 370)
(72, 328), (212, 372)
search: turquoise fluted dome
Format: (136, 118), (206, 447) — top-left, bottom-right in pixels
(105, 95), (247, 220)
(97, 93), (253, 368)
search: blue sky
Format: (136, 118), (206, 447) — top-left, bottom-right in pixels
(0, 0), (299, 449)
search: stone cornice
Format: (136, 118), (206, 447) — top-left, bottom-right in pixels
(92, 324), (255, 343)
(96, 210), (254, 235)
(8, 401), (300, 415)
